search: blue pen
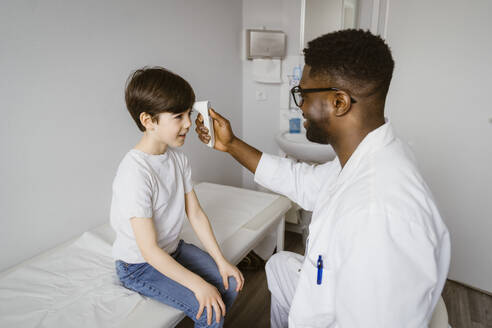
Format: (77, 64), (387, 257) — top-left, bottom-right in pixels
(317, 255), (323, 285)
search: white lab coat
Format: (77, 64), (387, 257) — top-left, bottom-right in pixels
(255, 123), (450, 328)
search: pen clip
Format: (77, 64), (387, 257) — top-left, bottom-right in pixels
(317, 255), (323, 285)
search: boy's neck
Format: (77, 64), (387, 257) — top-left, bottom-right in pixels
(134, 133), (168, 155)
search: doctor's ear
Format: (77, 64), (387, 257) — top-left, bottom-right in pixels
(332, 91), (353, 117)
(140, 112), (157, 131)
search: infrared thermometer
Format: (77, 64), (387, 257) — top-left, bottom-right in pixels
(193, 101), (214, 148)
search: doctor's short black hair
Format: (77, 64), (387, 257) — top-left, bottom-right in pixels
(304, 29), (394, 99)
(125, 66), (195, 132)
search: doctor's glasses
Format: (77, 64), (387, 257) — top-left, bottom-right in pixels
(290, 85), (357, 108)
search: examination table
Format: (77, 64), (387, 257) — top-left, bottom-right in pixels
(0, 183), (291, 328)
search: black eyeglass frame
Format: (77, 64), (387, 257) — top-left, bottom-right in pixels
(290, 85), (357, 107)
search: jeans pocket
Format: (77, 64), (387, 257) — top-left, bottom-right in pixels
(115, 260), (130, 280)
(170, 239), (184, 258)
(127, 262), (148, 279)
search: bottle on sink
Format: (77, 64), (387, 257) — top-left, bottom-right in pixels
(289, 116), (301, 134)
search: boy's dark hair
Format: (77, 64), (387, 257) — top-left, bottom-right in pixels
(304, 29), (394, 99)
(125, 67), (195, 131)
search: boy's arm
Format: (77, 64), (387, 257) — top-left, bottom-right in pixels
(130, 217), (226, 324)
(184, 190), (244, 291)
(130, 217), (202, 288)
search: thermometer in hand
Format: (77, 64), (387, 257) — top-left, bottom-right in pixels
(193, 101), (214, 148)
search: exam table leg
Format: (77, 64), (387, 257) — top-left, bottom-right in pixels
(276, 216), (285, 252)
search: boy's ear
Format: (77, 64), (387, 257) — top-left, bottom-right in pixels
(139, 112), (154, 131)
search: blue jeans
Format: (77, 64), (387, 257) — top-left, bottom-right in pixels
(115, 240), (238, 328)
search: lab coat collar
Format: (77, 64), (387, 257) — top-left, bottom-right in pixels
(335, 121), (395, 186)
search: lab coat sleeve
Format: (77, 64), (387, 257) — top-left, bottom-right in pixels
(254, 153), (336, 211)
(334, 209), (440, 327)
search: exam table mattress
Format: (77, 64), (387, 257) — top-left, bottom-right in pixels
(0, 183), (291, 328)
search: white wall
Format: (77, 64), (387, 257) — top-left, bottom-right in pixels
(304, 0), (342, 48)
(4, 0), (490, 295)
(241, 0), (303, 189)
(384, 0), (492, 292)
(241, 0), (371, 189)
(0, 0), (243, 272)
(357, 0), (374, 30)
(242, 0), (492, 293)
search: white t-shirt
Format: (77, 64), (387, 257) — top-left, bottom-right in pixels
(110, 148), (193, 263)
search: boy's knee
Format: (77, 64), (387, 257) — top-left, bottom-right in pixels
(213, 276), (238, 312)
(222, 276), (238, 305)
(196, 310), (224, 328)
(226, 276), (238, 293)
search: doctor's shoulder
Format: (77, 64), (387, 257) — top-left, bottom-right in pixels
(369, 164), (442, 246)
(372, 147), (436, 213)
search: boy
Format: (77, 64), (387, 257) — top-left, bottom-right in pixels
(111, 67), (244, 327)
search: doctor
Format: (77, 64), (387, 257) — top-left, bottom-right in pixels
(196, 30), (450, 327)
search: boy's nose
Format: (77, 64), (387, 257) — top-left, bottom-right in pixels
(183, 115), (192, 129)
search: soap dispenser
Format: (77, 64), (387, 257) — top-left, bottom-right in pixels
(288, 109), (301, 134)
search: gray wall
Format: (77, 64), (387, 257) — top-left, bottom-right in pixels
(0, 0), (243, 271)
(385, 0), (492, 292)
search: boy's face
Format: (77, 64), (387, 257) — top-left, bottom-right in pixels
(151, 108), (193, 147)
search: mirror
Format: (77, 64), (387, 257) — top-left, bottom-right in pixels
(300, 0), (359, 51)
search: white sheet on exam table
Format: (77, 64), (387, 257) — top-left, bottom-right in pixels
(181, 183), (278, 246)
(0, 232), (142, 328)
(0, 182), (291, 328)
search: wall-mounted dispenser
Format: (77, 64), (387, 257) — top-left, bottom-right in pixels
(246, 29), (286, 60)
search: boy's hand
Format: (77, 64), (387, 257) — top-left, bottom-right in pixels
(195, 108), (235, 153)
(217, 259), (245, 292)
(193, 279), (226, 325)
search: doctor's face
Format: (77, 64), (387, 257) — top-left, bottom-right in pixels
(298, 66), (332, 144)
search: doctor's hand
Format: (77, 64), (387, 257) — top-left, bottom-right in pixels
(193, 279), (226, 325)
(195, 108), (236, 153)
(217, 259), (245, 292)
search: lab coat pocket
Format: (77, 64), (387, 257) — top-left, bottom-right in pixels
(290, 259), (336, 327)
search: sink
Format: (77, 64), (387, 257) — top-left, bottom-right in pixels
(275, 131), (336, 163)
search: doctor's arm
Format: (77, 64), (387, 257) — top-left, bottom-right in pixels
(195, 109), (330, 210)
(184, 190), (245, 292)
(195, 109), (261, 173)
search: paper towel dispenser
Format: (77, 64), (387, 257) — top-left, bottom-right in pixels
(246, 29), (286, 60)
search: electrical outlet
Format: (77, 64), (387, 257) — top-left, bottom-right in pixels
(256, 90), (267, 101)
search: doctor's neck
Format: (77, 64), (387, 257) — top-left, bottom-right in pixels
(331, 114), (385, 168)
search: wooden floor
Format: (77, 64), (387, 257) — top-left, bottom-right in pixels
(177, 231), (492, 328)
(443, 280), (492, 328)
